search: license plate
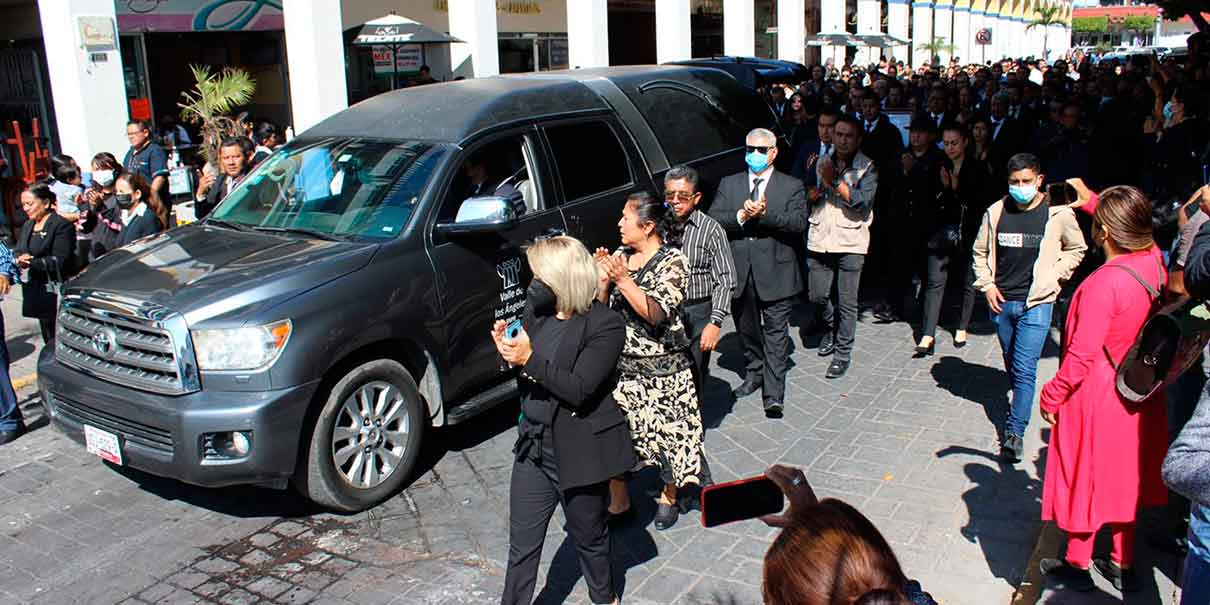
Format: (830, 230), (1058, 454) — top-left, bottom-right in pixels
(83, 425), (123, 465)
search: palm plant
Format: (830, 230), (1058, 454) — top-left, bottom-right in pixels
(917, 36), (956, 64)
(178, 65), (255, 164)
(1027, 4), (1064, 60)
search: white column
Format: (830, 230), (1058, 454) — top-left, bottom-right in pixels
(932, 1), (953, 64)
(724, 0), (755, 57)
(449, 0), (500, 77)
(968, 10), (985, 64)
(889, 0), (910, 63)
(952, 4), (971, 64)
(37, 0), (129, 160)
(283, 0), (348, 133)
(856, 0), (882, 65)
(992, 14), (1006, 60)
(821, 0), (847, 67)
(912, 1), (934, 68)
(656, 0), (692, 64)
(777, 0), (806, 65)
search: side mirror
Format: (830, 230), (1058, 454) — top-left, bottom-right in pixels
(436, 196), (519, 235)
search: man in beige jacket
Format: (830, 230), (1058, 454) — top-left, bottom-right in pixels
(971, 152), (1087, 463)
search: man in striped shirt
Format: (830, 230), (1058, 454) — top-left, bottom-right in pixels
(664, 166), (736, 392)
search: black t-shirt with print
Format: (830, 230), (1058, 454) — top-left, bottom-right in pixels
(995, 200), (1049, 302)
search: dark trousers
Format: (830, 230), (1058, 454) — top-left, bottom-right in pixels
(958, 251), (979, 331)
(806, 252), (864, 361)
(683, 301), (713, 393)
(0, 312), (22, 432)
(920, 247), (958, 339)
(733, 277), (794, 404)
(502, 458), (614, 605)
(38, 317), (55, 345)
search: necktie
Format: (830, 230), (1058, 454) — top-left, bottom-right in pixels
(750, 178), (763, 202)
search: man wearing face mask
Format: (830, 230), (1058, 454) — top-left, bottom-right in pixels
(971, 153), (1087, 463)
(710, 128), (807, 417)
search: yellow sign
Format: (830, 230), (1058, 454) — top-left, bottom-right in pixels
(434, 0), (542, 14)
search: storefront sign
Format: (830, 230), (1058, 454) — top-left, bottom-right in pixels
(372, 45), (424, 75)
(433, 0), (543, 14)
(117, 0), (284, 33)
(79, 16), (117, 52)
(129, 98), (152, 121)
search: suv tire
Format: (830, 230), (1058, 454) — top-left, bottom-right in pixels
(295, 359), (426, 512)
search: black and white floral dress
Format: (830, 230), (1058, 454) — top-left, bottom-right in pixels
(610, 246), (707, 488)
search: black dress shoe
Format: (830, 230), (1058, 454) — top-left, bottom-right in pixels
(733, 376), (763, 398)
(912, 341), (935, 358)
(1093, 557), (1140, 592)
(0, 426), (26, 446)
(818, 333), (836, 357)
(764, 400), (784, 418)
(825, 359), (849, 379)
(1039, 558), (1095, 592)
(654, 502), (679, 531)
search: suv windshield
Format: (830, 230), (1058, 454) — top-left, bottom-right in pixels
(210, 139), (445, 240)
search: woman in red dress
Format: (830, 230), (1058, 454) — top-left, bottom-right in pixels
(1038, 185), (1170, 593)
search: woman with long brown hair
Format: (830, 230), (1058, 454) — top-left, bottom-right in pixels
(762, 465), (936, 605)
(113, 172), (167, 247)
(1038, 186), (1170, 593)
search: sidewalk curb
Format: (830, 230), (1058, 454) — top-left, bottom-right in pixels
(1012, 521), (1061, 605)
(12, 372), (36, 391)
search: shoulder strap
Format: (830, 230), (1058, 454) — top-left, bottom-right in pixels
(1104, 264), (1161, 301)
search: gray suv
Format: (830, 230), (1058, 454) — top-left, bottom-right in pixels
(37, 65), (777, 511)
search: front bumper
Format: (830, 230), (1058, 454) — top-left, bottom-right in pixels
(37, 348), (320, 488)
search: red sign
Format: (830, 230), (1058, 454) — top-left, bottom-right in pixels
(129, 97), (152, 122)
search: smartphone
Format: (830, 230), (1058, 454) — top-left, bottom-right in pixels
(1047, 182), (1076, 206)
(1202, 164), (1208, 186)
(505, 318), (522, 340)
(701, 475), (785, 528)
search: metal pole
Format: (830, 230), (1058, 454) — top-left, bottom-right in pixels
(391, 44), (398, 90)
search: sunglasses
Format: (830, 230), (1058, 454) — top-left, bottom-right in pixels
(746, 145), (772, 154)
(664, 191), (697, 202)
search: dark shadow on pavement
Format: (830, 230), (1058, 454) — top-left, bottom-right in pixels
(715, 332), (746, 379)
(699, 375), (736, 430)
(930, 356), (1010, 440)
(7, 335), (35, 365)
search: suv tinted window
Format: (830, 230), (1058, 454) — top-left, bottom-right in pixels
(629, 85), (747, 164)
(544, 122), (631, 203)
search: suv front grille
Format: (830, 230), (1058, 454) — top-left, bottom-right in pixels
(55, 295), (194, 395)
(49, 393), (174, 454)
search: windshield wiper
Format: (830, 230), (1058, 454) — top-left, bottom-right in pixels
(206, 218), (250, 232)
(252, 226), (343, 241)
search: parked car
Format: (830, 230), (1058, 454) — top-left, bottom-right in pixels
(37, 65), (776, 512)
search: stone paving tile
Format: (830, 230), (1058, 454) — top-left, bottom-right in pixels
(0, 308), (1181, 603)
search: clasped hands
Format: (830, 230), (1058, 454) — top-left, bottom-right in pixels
(491, 319), (532, 367)
(739, 195), (768, 222)
(593, 248), (632, 287)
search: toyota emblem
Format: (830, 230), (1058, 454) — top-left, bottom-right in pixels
(91, 328), (117, 359)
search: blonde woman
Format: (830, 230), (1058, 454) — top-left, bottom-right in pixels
(494, 236), (633, 605)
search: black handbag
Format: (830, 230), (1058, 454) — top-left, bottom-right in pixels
(1105, 259), (1210, 403)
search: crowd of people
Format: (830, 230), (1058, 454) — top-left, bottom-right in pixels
(0, 37), (1207, 604)
(489, 38), (1210, 605)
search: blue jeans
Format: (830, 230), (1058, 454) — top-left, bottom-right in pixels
(992, 300), (1053, 438)
(1183, 504), (1210, 605)
(0, 311), (21, 431)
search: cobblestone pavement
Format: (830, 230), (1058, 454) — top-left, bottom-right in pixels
(0, 294), (1184, 604)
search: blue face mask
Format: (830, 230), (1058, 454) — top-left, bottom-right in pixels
(1163, 101), (1174, 122)
(745, 150), (770, 174)
(1009, 184), (1038, 205)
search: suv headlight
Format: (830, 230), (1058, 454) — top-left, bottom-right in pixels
(192, 320), (293, 372)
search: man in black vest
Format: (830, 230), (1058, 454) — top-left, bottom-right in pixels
(709, 128), (808, 417)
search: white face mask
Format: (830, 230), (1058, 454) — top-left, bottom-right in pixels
(92, 169), (114, 187)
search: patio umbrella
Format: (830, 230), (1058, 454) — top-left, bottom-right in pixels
(856, 34), (910, 48)
(805, 32), (862, 47)
(352, 13), (463, 90)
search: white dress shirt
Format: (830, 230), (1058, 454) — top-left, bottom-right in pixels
(737, 169), (773, 226)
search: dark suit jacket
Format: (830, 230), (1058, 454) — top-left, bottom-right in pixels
(861, 114), (905, 176)
(117, 208), (165, 247)
(519, 301), (635, 490)
(988, 116), (1025, 175)
(16, 213), (76, 319)
(709, 170), (808, 302)
(197, 173), (245, 219)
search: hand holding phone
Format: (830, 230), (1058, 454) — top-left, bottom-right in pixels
(701, 475), (785, 528)
(505, 318), (523, 340)
(1047, 182), (1077, 206)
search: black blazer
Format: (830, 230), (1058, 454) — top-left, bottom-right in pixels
(197, 173), (244, 219)
(519, 301), (635, 490)
(117, 208), (165, 247)
(16, 213), (76, 320)
(861, 114), (905, 175)
(709, 170), (808, 302)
